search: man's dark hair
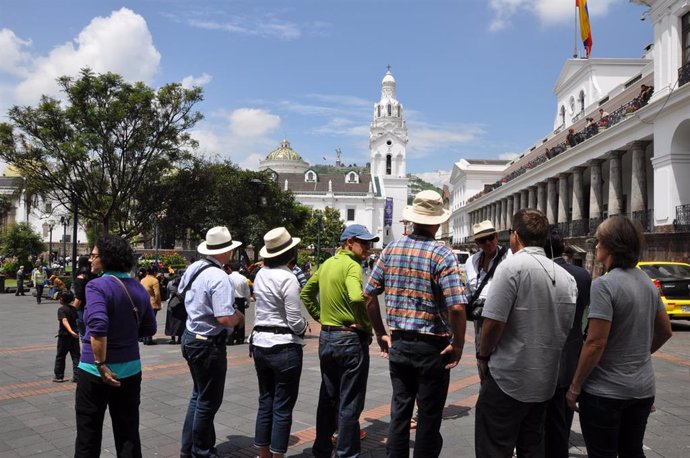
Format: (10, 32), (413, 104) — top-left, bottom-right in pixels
(95, 234), (136, 273)
(512, 209), (549, 248)
(59, 290), (74, 304)
(263, 248), (297, 268)
(147, 264), (158, 275)
(543, 225), (565, 259)
(76, 255), (91, 275)
(228, 260), (241, 271)
(595, 215), (644, 270)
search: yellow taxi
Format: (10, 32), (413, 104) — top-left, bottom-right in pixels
(637, 262), (690, 319)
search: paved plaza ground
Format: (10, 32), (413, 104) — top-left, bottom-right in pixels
(1, 292), (689, 457)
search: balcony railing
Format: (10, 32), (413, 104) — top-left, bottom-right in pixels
(674, 204), (690, 231)
(571, 219), (588, 237)
(557, 221), (571, 238)
(589, 216), (603, 235)
(632, 209), (653, 233)
(679, 62), (690, 88)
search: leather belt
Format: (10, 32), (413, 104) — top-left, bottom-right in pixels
(391, 330), (449, 344)
(321, 325), (357, 332)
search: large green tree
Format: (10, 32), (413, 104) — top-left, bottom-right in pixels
(0, 68), (203, 238)
(0, 222), (46, 267)
(300, 207), (346, 253)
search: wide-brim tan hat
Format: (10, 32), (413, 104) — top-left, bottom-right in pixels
(472, 220), (498, 240)
(197, 226), (242, 255)
(259, 227), (301, 259)
(402, 190), (450, 225)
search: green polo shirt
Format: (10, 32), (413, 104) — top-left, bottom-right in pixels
(301, 249), (372, 333)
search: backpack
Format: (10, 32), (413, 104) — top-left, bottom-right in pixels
(168, 262), (218, 321)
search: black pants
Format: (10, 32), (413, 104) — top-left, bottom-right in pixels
(230, 298), (247, 344)
(54, 335), (80, 379)
(579, 391), (654, 458)
(386, 336), (450, 458)
(15, 281), (25, 295)
(35, 285), (44, 303)
(475, 373), (548, 458)
(74, 368), (142, 458)
(544, 386), (575, 458)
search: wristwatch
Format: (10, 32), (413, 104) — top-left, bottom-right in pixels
(94, 360), (106, 368)
(476, 352), (490, 362)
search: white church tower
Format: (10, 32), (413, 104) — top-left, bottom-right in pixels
(369, 67), (409, 245)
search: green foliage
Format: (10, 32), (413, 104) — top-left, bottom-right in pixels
(1, 259), (19, 275)
(0, 222), (46, 268)
(298, 207), (346, 253)
(161, 251), (187, 268)
(0, 195), (11, 218)
(0, 68), (204, 239)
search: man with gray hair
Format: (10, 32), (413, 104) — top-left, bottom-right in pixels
(475, 209), (578, 458)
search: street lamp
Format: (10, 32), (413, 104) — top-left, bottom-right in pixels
(48, 222), (55, 264)
(60, 215), (70, 270)
(316, 214), (324, 269)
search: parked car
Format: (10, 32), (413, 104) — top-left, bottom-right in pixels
(637, 261), (690, 319)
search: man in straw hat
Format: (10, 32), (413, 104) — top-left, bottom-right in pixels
(464, 220), (510, 357)
(301, 223), (379, 458)
(364, 190), (467, 458)
(179, 226), (245, 458)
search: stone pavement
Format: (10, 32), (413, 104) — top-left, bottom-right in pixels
(1, 292), (689, 457)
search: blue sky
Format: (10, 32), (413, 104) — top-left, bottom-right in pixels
(0, 1), (652, 185)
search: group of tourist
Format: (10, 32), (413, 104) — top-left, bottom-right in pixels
(54, 187), (673, 458)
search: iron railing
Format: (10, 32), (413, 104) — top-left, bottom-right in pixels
(557, 221), (571, 238)
(679, 62), (690, 88)
(674, 204), (690, 231)
(570, 219), (588, 237)
(589, 216), (603, 235)
(632, 209), (654, 233)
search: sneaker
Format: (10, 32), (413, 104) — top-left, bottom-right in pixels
(52, 377), (65, 383)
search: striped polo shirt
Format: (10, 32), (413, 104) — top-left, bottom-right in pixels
(364, 233), (466, 336)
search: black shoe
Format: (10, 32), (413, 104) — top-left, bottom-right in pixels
(71, 377), (78, 383)
(169, 339), (176, 345)
(52, 377), (65, 383)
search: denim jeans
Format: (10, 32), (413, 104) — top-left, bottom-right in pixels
(312, 330), (370, 458)
(579, 391), (654, 458)
(475, 373), (548, 458)
(253, 343), (303, 454)
(386, 337), (450, 458)
(181, 329), (228, 458)
(74, 368), (142, 458)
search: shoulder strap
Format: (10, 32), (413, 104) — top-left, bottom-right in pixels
(109, 276), (141, 328)
(180, 261), (218, 295)
(469, 245), (507, 305)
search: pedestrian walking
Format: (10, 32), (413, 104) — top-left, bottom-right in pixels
(140, 265), (162, 345)
(365, 190), (467, 458)
(474, 209), (578, 458)
(250, 227), (308, 458)
(301, 224), (379, 458)
(74, 235), (157, 457)
(179, 226), (244, 457)
(566, 216), (673, 458)
(15, 265), (26, 296)
(32, 265), (47, 303)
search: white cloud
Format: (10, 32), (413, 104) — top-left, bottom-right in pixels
(0, 29), (32, 77)
(414, 170), (452, 189)
(407, 123), (485, 158)
(181, 73), (212, 89)
(238, 153), (263, 171)
(488, 0), (616, 31)
(229, 108), (281, 138)
(9, 8), (160, 105)
(187, 16), (301, 40)
(499, 151), (521, 160)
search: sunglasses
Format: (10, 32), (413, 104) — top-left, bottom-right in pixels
(475, 234), (496, 244)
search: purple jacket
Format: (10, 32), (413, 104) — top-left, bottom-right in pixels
(82, 276), (157, 364)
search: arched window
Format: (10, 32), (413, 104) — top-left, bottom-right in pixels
(386, 155), (392, 175)
(305, 171), (316, 182)
(377, 106), (381, 117)
(387, 104), (392, 116)
(560, 105), (566, 125)
(397, 106), (401, 117)
(579, 90), (585, 112)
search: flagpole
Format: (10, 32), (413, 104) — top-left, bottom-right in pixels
(573, 3), (579, 58)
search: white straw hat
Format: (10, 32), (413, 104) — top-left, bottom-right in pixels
(472, 220), (498, 240)
(402, 190), (450, 225)
(197, 226), (242, 255)
(259, 227), (301, 259)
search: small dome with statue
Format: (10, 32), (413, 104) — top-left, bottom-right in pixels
(260, 139), (310, 174)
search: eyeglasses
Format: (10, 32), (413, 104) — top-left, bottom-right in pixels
(475, 234), (496, 244)
(89, 253), (100, 260)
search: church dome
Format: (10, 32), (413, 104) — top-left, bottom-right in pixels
(266, 139), (303, 161)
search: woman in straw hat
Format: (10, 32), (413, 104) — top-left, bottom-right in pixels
(251, 227), (309, 458)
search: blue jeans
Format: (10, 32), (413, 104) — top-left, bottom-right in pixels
(181, 329), (228, 458)
(253, 344), (303, 454)
(387, 336), (451, 458)
(312, 330), (370, 458)
(579, 391), (654, 458)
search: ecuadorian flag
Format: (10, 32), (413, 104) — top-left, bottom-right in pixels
(577, 0), (593, 58)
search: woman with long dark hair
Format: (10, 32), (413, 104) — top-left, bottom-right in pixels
(74, 235), (157, 457)
(566, 216), (673, 457)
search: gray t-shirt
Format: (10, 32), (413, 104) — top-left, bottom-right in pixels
(482, 247), (578, 403)
(584, 267), (665, 399)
